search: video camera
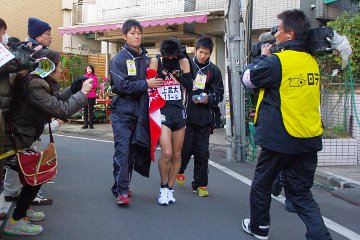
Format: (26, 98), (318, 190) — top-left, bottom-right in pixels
(1, 44), (38, 73)
(251, 26), (335, 57)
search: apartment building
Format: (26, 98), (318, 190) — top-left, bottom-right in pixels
(0, 0), (64, 51)
(60, 0), (225, 78)
(59, 0), (358, 79)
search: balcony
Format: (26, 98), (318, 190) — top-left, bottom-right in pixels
(73, 1), (97, 25)
(96, 0), (196, 23)
(71, 0), (229, 26)
(196, 0), (225, 11)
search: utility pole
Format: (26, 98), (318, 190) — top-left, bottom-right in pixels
(224, 1), (234, 161)
(224, 0), (246, 162)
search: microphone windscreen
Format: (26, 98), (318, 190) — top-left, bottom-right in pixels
(258, 32), (276, 44)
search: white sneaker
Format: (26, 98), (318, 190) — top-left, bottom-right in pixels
(157, 188), (169, 206)
(242, 219), (269, 240)
(168, 189), (176, 204)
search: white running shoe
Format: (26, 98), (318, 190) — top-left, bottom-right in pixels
(157, 188), (169, 206)
(242, 219), (269, 240)
(168, 189), (176, 204)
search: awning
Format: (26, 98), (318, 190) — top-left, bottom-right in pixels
(59, 13), (208, 36)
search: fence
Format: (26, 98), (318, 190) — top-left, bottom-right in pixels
(60, 52), (106, 88)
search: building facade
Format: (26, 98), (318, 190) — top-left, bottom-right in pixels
(60, 0), (225, 78)
(0, 0), (64, 51)
(59, 0), (358, 78)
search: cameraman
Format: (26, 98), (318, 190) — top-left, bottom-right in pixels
(241, 10), (332, 240)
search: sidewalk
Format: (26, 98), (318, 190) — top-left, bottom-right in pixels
(59, 122), (360, 205)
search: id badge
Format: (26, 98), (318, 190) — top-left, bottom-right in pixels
(193, 73), (207, 90)
(126, 60), (137, 76)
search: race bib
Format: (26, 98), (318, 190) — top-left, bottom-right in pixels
(126, 60), (136, 76)
(193, 73), (207, 90)
(159, 79), (182, 101)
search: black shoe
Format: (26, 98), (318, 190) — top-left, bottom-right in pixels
(285, 199), (296, 213)
(32, 196), (53, 205)
(89, 126), (94, 129)
(0, 212), (7, 220)
(81, 125), (88, 129)
(4, 195), (19, 202)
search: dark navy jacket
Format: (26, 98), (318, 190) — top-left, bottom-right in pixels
(109, 43), (149, 116)
(109, 43), (151, 177)
(241, 41), (322, 154)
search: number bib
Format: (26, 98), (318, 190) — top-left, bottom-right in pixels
(193, 73), (207, 90)
(159, 78), (182, 101)
(126, 60), (136, 76)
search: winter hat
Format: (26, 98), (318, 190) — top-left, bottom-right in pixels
(28, 18), (51, 39)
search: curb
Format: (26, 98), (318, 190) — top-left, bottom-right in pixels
(58, 124), (113, 139)
(314, 170), (360, 189)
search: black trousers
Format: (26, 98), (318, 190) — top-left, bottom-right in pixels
(249, 147), (332, 240)
(83, 97), (96, 127)
(13, 184), (42, 220)
(180, 124), (210, 190)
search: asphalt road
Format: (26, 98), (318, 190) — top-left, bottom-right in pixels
(1, 133), (360, 240)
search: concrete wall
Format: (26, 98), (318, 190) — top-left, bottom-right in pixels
(0, 0), (63, 52)
(252, 0), (300, 29)
(62, 34), (101, 54)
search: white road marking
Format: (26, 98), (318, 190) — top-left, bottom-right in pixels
(54, 134), (113, 143)
(38, 134), (360, 240)
(209, 160), (360, 240)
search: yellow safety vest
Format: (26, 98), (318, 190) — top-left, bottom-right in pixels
(254, 50), (323, 138)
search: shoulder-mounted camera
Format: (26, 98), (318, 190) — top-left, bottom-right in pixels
(251, 26), (335, 57)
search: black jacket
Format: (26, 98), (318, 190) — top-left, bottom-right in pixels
(186, 58), (224, 127)
(132, 93), (151, 177)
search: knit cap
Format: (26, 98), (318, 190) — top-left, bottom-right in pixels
(28, 18), (51, 39)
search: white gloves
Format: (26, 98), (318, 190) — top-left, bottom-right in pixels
(330, 30), (352, 70)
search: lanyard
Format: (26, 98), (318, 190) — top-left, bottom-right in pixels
(122, 47), (142, 60)
(193, 57), (210, 75)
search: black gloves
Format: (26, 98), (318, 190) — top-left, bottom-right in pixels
(71, 76), (88, 94)
(162, 58), (180, 73)
(176, 72), (193, 91)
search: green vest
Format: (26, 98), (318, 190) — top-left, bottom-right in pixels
(254, 50), (323, 138)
